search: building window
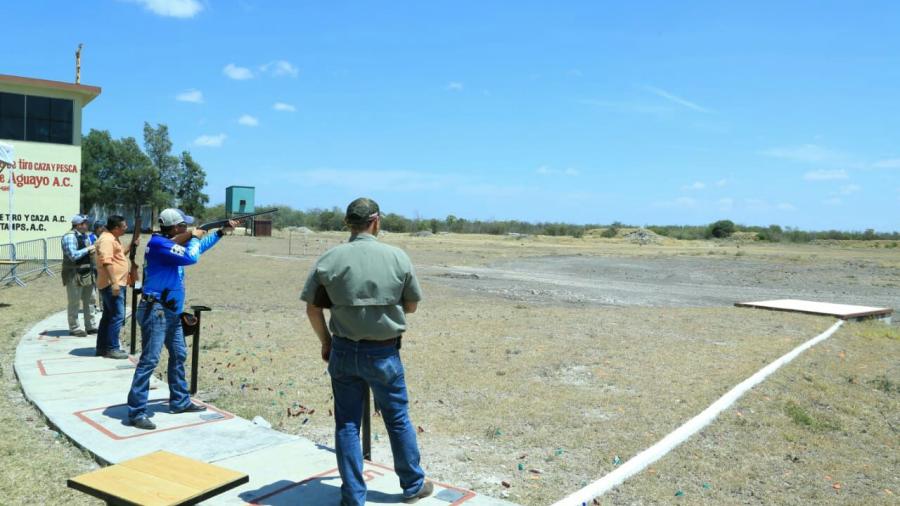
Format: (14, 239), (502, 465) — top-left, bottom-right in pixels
(0, 92), (25, 141)
(25, 96), (73, 145)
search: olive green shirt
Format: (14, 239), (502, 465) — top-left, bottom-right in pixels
(300, 233), (422, 341)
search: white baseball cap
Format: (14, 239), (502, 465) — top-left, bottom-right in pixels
(158, 208), (195, 227)
(70, 214), (88, 225)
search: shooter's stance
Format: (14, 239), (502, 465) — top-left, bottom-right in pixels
(126, 208), (236, 430)
(301, 198), (432, 505)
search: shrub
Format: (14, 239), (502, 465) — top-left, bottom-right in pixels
(706, 220), (736, 239)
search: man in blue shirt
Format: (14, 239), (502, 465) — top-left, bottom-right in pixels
(126, 208), (237, 430)
(61, 215), (97, 336)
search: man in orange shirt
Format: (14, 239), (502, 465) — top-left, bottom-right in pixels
(95, 215), (136, 359)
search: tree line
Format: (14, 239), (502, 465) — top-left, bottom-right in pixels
(81, 123), (209, 220)
(201, 205), (899, 242)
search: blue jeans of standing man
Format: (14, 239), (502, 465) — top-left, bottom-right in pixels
(97, 285), (125, 354)
(127, 300), (191, 421)
(328, 336), (426, 506)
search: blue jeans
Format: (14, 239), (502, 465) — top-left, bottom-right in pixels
(97, 286), (125, 353)
(329, 336), (426, 506)
(127, 300), (191, 421)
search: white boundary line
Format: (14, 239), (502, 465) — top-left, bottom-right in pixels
(552, 319), (845, 506)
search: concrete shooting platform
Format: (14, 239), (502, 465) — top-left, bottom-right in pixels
(735, 299), (893, 322)
(14, 310), (515, 505)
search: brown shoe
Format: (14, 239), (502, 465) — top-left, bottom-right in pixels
(404, 481), (433, 503)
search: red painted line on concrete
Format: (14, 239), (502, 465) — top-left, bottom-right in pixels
(36, 355), (137, 377)
(246, 461), (476, 505)
(72, 399), (234, 440)
(367, 461), (477, 505)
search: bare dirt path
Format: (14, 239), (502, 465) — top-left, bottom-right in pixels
(425, 254), (899, 310)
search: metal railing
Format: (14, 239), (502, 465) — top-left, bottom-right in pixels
(0, 235), (64, 287)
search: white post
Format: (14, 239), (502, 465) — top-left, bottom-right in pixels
(0, 142), (14, 246)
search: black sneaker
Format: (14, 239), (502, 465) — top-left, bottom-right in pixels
(71, 329), (87, 337)
(86, 328), (99, 335)
(404, 481), (433, 503)
(172, 403), (207, 414)
(130, 417), (156, 430)
(104, 350), (129, 360)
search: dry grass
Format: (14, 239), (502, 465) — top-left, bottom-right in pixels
(183, 233), (874, 505)
(0, 232), (896, 505)
(0, 274), (100, 505)
(607, 321), (899, 505)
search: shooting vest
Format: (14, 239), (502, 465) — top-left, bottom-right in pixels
(61, 230), (93, 285)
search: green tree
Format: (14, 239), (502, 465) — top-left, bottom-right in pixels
(706, 219), (736, 239)
(80, 129), (118, 213)
(142, 122), (179, 210)
(110, 137), (169, 220)
(176, 151), (209, 217)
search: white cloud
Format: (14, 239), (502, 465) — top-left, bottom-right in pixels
(803, 169), (848, 181)
(273, 102), (296, 112)
(194, 134), (226, 147)
(824, 197), (842, 206)
(654, 197), (698, 208)
(762, 144), (845, 164)
(642, 85), (712, 113)
(776, 202), (796, 211)
(260, 60), (299, 78)
(872, 158), (900, 169)
(744, 198), (770, 210)
(175, 89), (203, 103)
(238, 114), (259, 127)
(838, 184), (861, 195)
(223, 63), (254, 80)
(715, 179), (728, 187)
(130, 0), (202, 18)
(682, 181), (706, 191)
(446, 82), (464, 92)
(536, 166), (579, 177)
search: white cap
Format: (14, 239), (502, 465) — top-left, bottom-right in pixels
(70, 214), (88, 225)
(159, 208), (194, 227)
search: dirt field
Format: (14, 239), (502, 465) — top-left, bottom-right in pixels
(185, 232), (897, 505)
(0, 232), (896, 505)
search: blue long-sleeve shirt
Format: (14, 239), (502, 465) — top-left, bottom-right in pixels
(142, 232), (221, 312)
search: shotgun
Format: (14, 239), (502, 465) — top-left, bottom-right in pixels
(197, 208), (279, 231)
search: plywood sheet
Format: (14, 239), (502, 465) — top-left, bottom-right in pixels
(735, 299), (892, 320)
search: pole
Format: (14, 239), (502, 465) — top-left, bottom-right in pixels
(362, 386), (372, 460)
(189, 305), (211, 395)
(130, 284), (140, 354)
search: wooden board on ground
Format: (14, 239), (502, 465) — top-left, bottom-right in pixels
(68, 450), (248, 506)
(735, 299), (893, 320)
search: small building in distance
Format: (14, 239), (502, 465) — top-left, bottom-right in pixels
(0, 74), (101, 242)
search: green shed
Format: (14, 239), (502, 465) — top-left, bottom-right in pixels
(225, 186), (255, 217)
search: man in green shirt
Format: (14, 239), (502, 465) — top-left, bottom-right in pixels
(301, 198), (432, 505)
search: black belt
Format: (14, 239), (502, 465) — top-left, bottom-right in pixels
(142, 288), (177, 311)
(338, 336), (401, 348)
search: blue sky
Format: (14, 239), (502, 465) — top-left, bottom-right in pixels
(6, 1), (899, 230)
